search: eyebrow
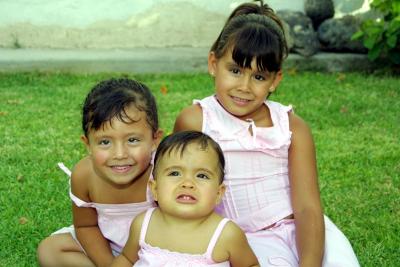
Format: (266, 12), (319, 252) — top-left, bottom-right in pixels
(158, 165), (182, 173)
(160, 166), (216, 176)
(197, 167), (215, 174)
(225, 61), (239, 69)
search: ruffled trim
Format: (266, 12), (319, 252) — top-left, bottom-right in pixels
(195, 96), (292, 154)
(138, 242), (230, 266)
(139, 242), (210, 263)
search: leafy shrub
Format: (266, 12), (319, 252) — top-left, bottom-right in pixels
(352, 0), (400, 64)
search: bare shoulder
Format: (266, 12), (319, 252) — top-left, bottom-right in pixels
(213, 219), (248, 252)
(220, 220), (247, 242)
(216, 220), (259, 266)
(288, 112), (314, 144)
(127, 211), (147, 246)
(130, 211), (146, 233)
(173, 104), (203, 132)
(289, 112), (311, 133)
(70, 156), (92, 200)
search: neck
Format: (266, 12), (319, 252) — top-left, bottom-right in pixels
(159, 210), (215, 229)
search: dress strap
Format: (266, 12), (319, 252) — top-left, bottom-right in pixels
(58, 162), (71, 177)
(205, 218), (230, 262)
(57, 162), (93, 207)
(69, 190), (93, 207)
(139, 207), (156, 243)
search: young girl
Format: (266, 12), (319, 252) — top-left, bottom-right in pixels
(111, 131), (259, 267)
(37, 78), (163, 267)
(174, 1), (360, 266)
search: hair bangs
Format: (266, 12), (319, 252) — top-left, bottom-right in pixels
(90, 92), (143, 132)
(231, 25), (282, 72)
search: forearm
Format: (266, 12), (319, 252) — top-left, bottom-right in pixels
(295, 209), (325, 267)
(76, 226), (114, 267)
(110, 254), (133, 267)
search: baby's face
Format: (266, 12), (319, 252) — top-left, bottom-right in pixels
(150, 143), (225, 220)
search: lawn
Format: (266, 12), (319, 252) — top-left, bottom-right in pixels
(0, 71), (399, 266)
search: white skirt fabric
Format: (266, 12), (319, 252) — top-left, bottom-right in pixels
(246, 215), (360, 267)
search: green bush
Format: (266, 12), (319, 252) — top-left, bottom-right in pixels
(352, 0), (400, 64)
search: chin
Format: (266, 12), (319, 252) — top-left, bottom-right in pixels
(109, 177), (134, 187)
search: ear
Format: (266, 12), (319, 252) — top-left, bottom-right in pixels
(215, 183), (226, 205)
(269, 70), (283, 93)
(152, 129), (164, 152)
(148, 179), (158, 201)
(80, 135), (91, 153)
(208, 52), (217, 77)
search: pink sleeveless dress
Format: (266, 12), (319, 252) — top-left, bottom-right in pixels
(195, 95), (360, 267)
(52, 163), (156, 254)
(134, 208), (231, 267)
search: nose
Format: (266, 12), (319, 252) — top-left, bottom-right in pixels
(180, 178), (195, 189)
(238, 75), (251, 92)
(113, 143), (128, 159)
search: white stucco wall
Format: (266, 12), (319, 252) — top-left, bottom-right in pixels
(0, 0), (371, 49)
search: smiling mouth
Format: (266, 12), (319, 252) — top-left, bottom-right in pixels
(110, 165), (132, 173)
(231, 96), (251, 105)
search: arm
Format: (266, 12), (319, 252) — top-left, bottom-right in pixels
(71, 158), (114, 267)
(288, 113), (325, 267)
(110, 213), (144, 267)
(218, 222), (259, 267)
(173, 104), (203, 132)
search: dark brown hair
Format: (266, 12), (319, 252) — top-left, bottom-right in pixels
(210, 0), (288, 72)
(153, 131), (225, 183)
(82, 78), (158, 137)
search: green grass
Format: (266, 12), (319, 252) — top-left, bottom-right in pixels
(0, 71), (398, 266)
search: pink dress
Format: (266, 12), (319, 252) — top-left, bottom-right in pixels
(134, 208), (231, 267)
(195, 95), (360, 267)
(52, 163), (156, 254)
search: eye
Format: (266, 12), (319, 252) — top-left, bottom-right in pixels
(254, 74), (266, 81)
(167, 171), (181, 177)
(128, 137), (139, 144)
(229, 67), (241, 75)
(196, 173), (210, 180)
(99, 139), (110, 146)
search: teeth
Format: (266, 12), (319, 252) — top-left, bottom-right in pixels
(233, 96), (248, 102)
(112, 165), (130, 171)
(179, 195), (194, 200)
(114, 166), (127, 169)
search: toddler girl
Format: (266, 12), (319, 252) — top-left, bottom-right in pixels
(112, 131), (259, 267)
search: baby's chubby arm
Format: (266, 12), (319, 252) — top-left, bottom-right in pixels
(215, 221), (259, 267)
(110, 212), (144, 266)
(71, 158), (114, 267)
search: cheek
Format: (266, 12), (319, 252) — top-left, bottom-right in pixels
(203, 186), (221, 202)
(132, 146), (153, 165)
(215, 77), (230, 89)
(254, 87), (270, 99)
(92, 150), (109, 165)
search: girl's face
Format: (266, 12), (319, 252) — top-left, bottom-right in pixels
(82, 105), (161, 186)
(150, 143), (225, 220)
(208, 50), (282, 121)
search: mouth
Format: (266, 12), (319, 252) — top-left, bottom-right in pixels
(110, 164), (132, 173)
(231, 95), (251, 106)
(176, 194), (197, 204)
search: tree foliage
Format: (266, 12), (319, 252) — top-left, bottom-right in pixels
(352, 0), (400, 64)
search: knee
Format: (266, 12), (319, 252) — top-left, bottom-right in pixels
(37, 236), (59, 267)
